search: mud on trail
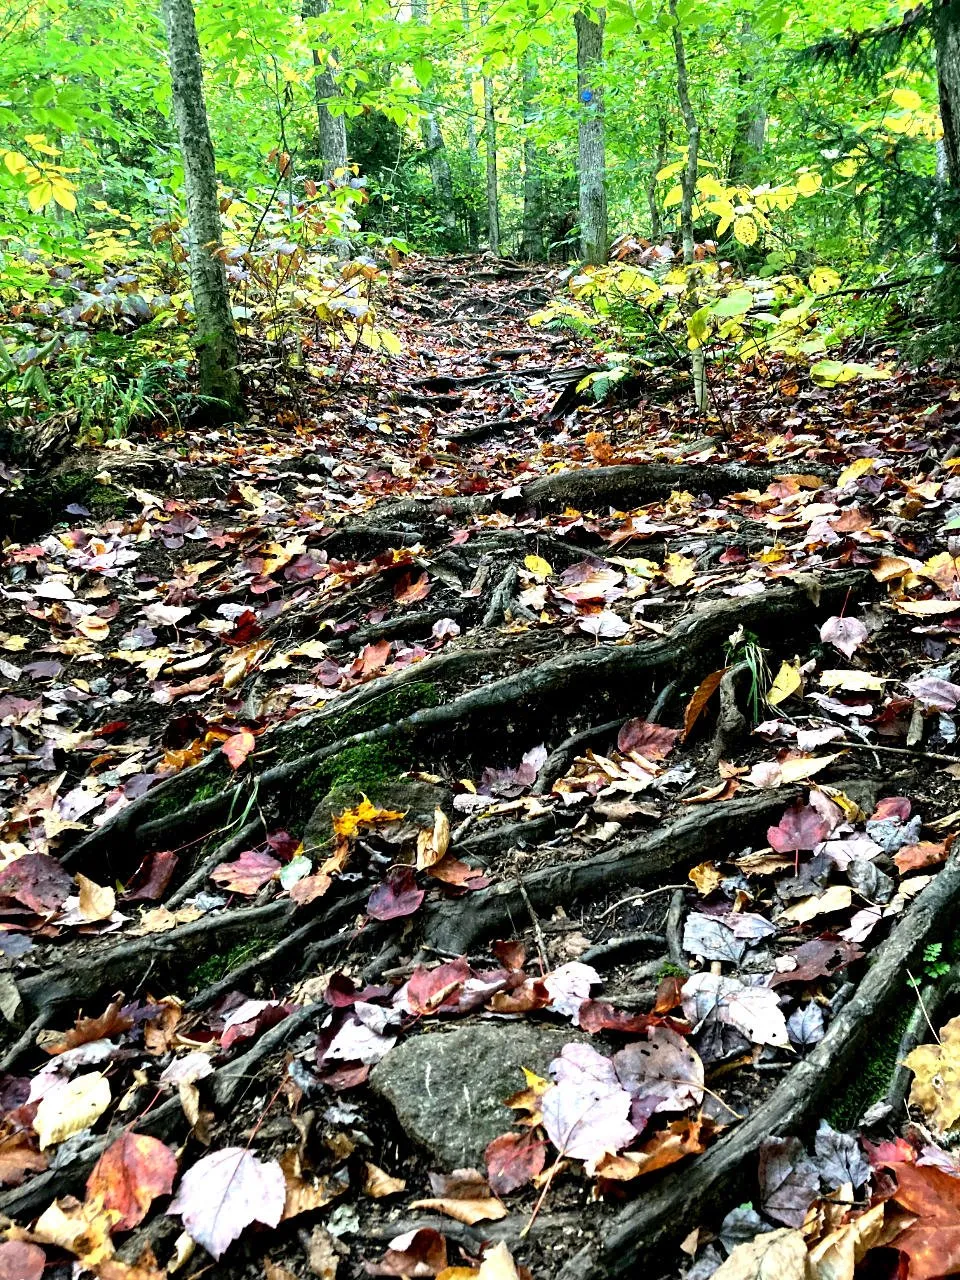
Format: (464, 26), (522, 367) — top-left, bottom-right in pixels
(4, 254), (960, 1279)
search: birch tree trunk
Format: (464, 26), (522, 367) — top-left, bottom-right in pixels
(460, 0), (481, 248)
(574, 8), (607, 265)
(304, 0), (348, 181)
(670, 0), (708, 413)
(935, 0), (960, 192)
(160, 0), (240, 412)
(411, 0), (458, 244)
(483, 73), (500, 255)
(521, 50), (545, 260)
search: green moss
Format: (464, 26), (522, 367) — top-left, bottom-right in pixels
(826, 1002), (913, 1130)
(303, 740), (403, 802)
(188, 937), (264, 990)
(281, 680), (441, 761)
(658, 961), (688, 980)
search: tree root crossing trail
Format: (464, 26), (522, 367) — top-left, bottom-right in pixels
(2, 255), (960, 1279)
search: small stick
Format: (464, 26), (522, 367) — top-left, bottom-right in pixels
(836, 739), (960, 766)
(596, 884), (689, 922)
(514, 862), (549, 974)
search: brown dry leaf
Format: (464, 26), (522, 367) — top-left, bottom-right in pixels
(712, 1227), (809, 1278)
(505, 1067), (551, 1126)
(362, 1161), (406, 1198)
(779, 885), (852, 924)
(280, 1148), (342, 1221)
(264, 1263), (299, 1280)
(0, 1127), (47, 1187)
(46, 1000), (134, 1055)
(85, 1132), (178, 1232)
(96, 1246), (166, 1280)
(34, 1072), (111, 1150)
(437, 1242), (521, 1280)
(134, 905), (203, 934)
(416, 808), (451, 870)
(304, 1225), (339, 1279)
(409, 1194), (508, 1225)
(904, 1015), (960, 1133)
(680, 779), (739, 804)
(76, 874), (116, 923)
(682, 668), (727, 740)
(807, 1201), (886, 1279)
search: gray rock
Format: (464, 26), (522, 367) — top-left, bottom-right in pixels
(369, 1022), (576, 1168)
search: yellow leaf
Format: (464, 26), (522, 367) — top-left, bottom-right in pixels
(777, 752), (842, 784)
(34, 1072), (111, 1149)
(51, 182), (77, 213)
(3, 150), (28, 175)
(416, 808), (450, 870)
(379, 328), (402, 355)
(837, 456), (875, 488)
(733, 215), (758, 246)
(766, 659), (802, 706)
(77, 616), (109, 641)
(332, 798), (406, 840)
(523, 554), (553, 578)
(795, 171), (822, 196)
(891, 87), (922, 111)
(818, 669), (885, 692)
(688, 861), (723, 896)
(32, 1196), (115, 1266)
(662, 552), (696, 587)
(27, 180), (53, 211)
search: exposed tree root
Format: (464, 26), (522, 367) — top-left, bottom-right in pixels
(553, 851), (960, 1280)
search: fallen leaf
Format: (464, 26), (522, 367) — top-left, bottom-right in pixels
(758, 1136), (820, 1227)
(367, 1227), (447, 1276)
(86, 1132), (178, 1232)
(167, 1146), (285, 1259)
(0, 853), (73, 913)
(485, 1130), (547, 1196)
(682, 973), (789, 1048)
(768, 803), (830, 855)
(617, 718), (679, 760)
(0, 1241), (45, 1280)
(32, 1195), (114, 1265)
(767, 659), (802, 706)
(889, 1161), (960, 1279)
(367, 866), (425, 920)
(904, 1015), (960, 1133)
(222, 728), (256, 769)
(209, 848), (280, 894)
(682, 668), (726, 739)
(363, 1161), (407, 1198)
(76, 874), (116, 923)
(820, 615), (868, 658)
(779, 884), (852, 923)
(711, 1227), (809, 1279)
(34, 1072), (112, 1150)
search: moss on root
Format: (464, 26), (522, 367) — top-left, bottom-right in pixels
(187, 937), (265, 990)
(279, 680), (441, 762)
(826, 1002), (913, 1130)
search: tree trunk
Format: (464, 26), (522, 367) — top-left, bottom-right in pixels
(411, 0), (458, 244)
(935, 0), (960, 191)
(460, 0), (481, 248)
(160, 0), (241, 412)
(521, 50), (545, 260)
(670, 0), (708, 414)
(304, 0), (348, 182)
(646, 112), (668, 242)
(483, 73), (500, 255)
(726, 23), (766, 185)
(574, 8), (608, 266)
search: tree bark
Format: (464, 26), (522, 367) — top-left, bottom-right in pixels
(646, 112), (668, 242)
(935, 0), (960, 191)
(670, 0), (708, 413)
(304, 0), (348, 182)
(411, 0), (458, 244)
(460, 0), (481, 247)
(483, 73), (500, 255)
(521, 50), (545, 260)
(726, 23), (766, 184)
(574, 8), (608, 265)
(160, 0), (241, 412)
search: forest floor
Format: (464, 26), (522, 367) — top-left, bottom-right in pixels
(4, 254), (960, 1280)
